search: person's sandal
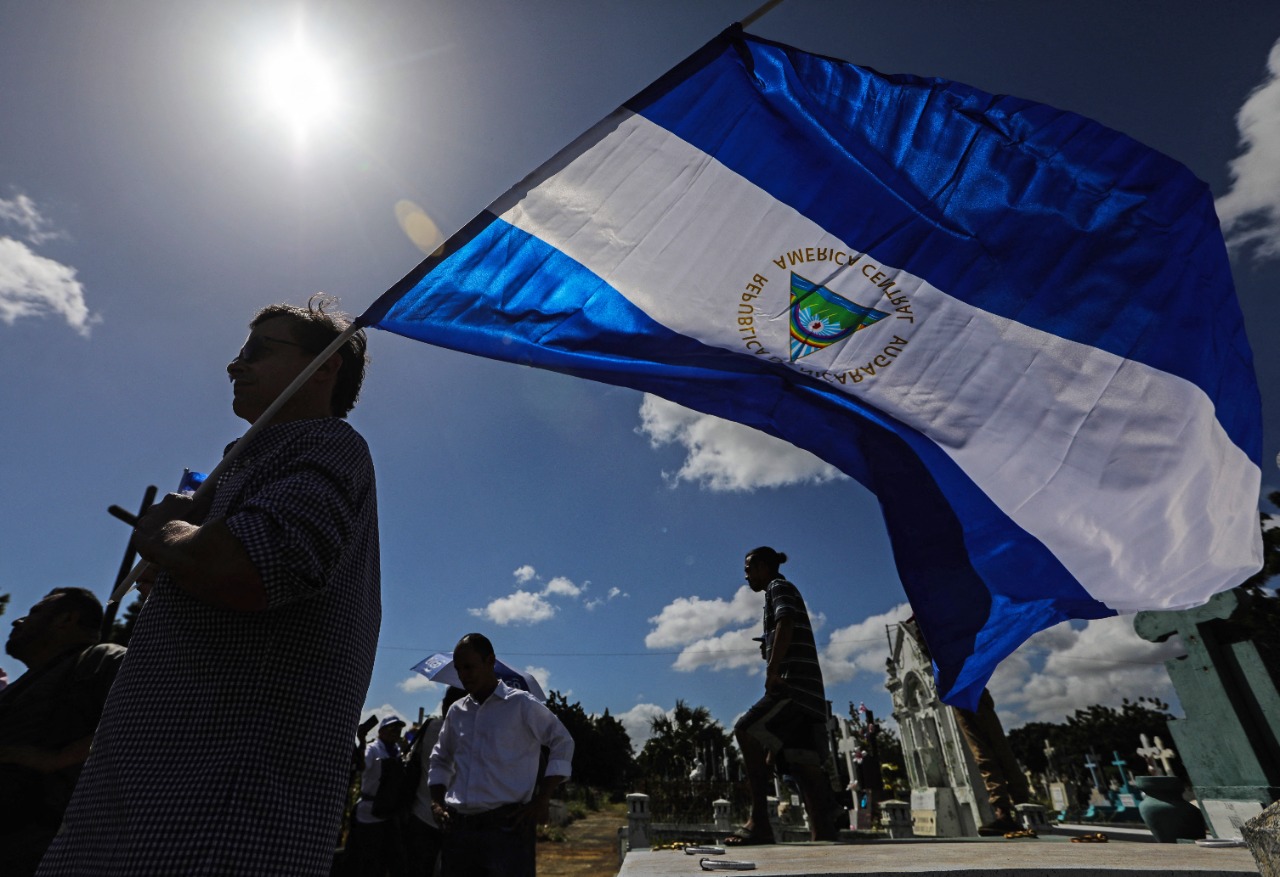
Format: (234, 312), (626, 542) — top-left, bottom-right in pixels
(723, 826), (775, 846)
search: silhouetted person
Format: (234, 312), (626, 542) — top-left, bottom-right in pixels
(727, 547), (839, 845)
(0, 588), (125, 876)
(40, 298), (380, 876)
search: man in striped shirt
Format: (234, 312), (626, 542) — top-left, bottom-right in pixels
(727, 547), (839, 845)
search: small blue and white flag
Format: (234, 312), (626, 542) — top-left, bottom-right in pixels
(360, 26), (1262, 708)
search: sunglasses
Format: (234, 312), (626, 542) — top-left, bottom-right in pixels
(234, 335), (309, 364)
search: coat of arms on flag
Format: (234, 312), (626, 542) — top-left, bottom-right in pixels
(789, 272), (889, 361)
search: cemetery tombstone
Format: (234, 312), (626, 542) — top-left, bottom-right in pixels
(885, 624), (993, 836)
(1135, 589), (1280, 838)
(1112, 751), (1143, 817)
(1083, 752), (1115, 820)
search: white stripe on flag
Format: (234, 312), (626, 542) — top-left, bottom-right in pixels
(496, 110), (1260, 610)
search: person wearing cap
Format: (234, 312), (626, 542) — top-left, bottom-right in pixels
(428, 633), (573, 877)
(348, 715), (408, 876)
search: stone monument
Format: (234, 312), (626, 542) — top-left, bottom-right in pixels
(1135, 588), (1280, 838)
(885, 623), (994, 836)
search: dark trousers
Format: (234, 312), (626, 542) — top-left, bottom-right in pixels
(440, 820), (535, 877)
(403, 814), (443, 877)
(346, 817), (407, 877)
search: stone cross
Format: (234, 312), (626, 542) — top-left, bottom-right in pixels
(1044, 740), (1058, 779)
(1137, 734), (1164, 775)
(1135, 587), (1280, 839)
(1153, 736), (1177, 776)
(1111, 751), (1130, 780)
(1084, 752), (1105, 790)
(1112, 751), (1139, 798)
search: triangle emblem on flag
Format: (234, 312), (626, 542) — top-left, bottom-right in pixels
(789, 272), (889, 361)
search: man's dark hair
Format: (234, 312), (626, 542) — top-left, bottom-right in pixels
(251, 293), (368, 418)
(47, 587), (104, 634)
(747, 546), (787, 570)
(456, 632), (495, 659)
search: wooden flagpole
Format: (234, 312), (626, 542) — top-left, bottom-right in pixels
(107, 322), (362, 604)
(741, 0), (785, 28)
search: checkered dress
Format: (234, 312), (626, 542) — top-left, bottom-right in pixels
(39, 419), (380, 876)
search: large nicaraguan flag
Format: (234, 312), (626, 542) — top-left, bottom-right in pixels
(359, 26), (1262, 708)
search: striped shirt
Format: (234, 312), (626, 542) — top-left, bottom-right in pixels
(764, 577), (827, 719)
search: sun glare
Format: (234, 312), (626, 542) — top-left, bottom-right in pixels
(257, 35), (343, 146)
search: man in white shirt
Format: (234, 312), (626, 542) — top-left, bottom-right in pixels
(428, 634), (573, 877)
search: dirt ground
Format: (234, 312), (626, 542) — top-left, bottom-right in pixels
(536, 802), (628, 877)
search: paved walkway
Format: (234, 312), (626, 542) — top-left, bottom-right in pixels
(618, 837), (1258, 877)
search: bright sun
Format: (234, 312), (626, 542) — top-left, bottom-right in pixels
(257, 35), (343, 145)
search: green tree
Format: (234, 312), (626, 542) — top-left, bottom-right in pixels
(543, 690), (636, 793)
(1008, 696), (1176, 783)
(1006, 720), (1061, 775)
(846, 703), (907, 798)
(636, 700), (736, 782)
(634, 700), (745, 822)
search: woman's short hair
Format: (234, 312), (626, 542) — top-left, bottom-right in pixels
(251, 293), (368, 418)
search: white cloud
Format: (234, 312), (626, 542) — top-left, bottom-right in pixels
(587, 585), (628, 611)
(644, 585), (760, 649)
(671, 626), (762, 673)
(0, 193), (61, 245)
(618, 703), (670, 747)
(469, 589), (556, 625)
(398, 673), (440, 694)
(822, 601), (911, 684)
(1217, 38), (1280, 261)
(0, 237), (96, 336)
(523, 665), (551, 690)
(470, 566), (602, 624)
(988, 615), (1185, 726)
(543, 576), (581, 597)
(638, 394), (844, 492)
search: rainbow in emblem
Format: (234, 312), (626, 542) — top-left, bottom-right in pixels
(789, 273), (889, 361)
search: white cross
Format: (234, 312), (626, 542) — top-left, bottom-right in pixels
(1153, 736), (1177, 776)
(1136, 733), (1164, 775)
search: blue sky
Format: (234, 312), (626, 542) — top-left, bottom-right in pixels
(3, 1), (1280, 751)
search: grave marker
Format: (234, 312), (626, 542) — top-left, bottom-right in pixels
(1135, 589), (1280, 837)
